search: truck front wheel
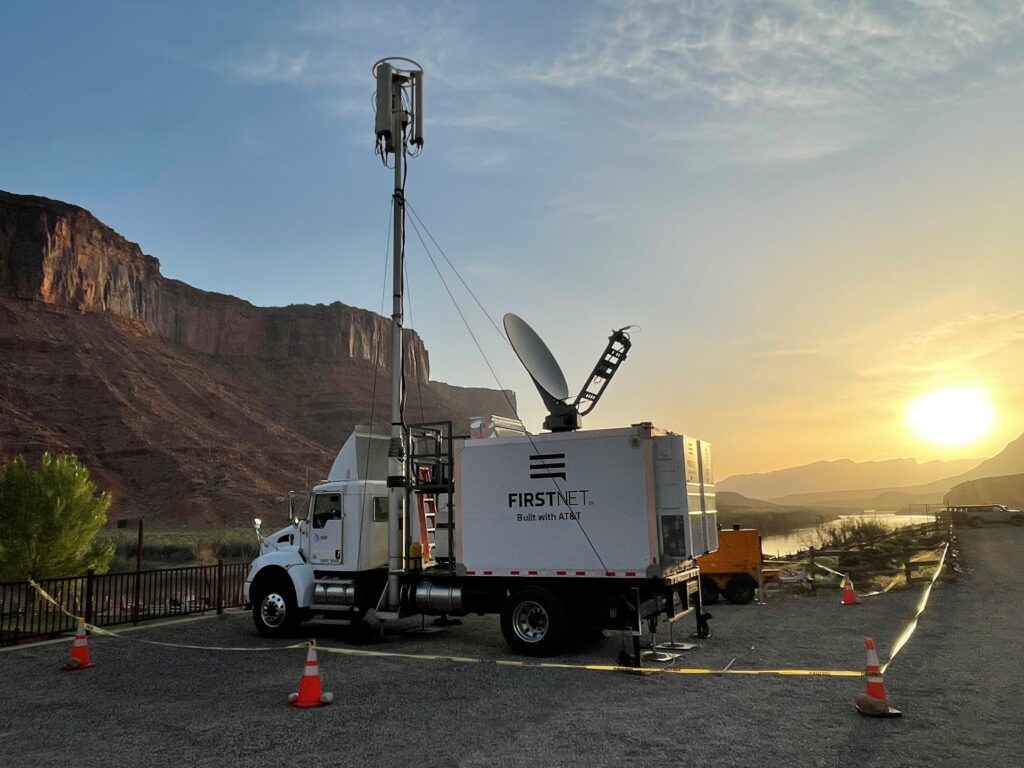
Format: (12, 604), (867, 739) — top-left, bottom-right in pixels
(252, 576), (300, 638)
(500, 586), (568, 657)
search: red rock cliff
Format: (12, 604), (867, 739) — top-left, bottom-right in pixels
(0, 190), (516, 524)
(0, 191), (429, 380)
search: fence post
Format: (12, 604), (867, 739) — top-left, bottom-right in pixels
(216, 560), (224, 615)
(84, 569), (95, 625)
(132, 566), (141, 627)
(904, 560), (913, 584)
(808, 547), (817, 594)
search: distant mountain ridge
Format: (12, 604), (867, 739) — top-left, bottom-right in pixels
(718, 456), (982, 500)
(720, 431), (1024, 511)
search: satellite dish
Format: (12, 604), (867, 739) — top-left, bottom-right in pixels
(503, 313), (569, 401)
(504, 312), (635, 433)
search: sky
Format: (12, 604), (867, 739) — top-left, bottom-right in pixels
(2, 0), (1023, 479)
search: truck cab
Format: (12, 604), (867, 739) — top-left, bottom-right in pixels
(245, 429), (395, 636)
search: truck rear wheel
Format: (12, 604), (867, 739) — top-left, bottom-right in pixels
(252, 576), (300, 638)
(500, 586), (568, 657)
(700, 576), (720, 605)
(723, 574), (757, 605)
(1012, 514), (1024, 527)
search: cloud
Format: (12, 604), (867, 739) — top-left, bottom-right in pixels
(859, 310), (1024, 380)
(751, 346), (825, 359)
(524, 0), (1024, 163)
(234, 50), (310, 84)
(226, 1), (1024, 167)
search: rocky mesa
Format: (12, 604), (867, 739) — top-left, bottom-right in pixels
(0, 191), (516, 525)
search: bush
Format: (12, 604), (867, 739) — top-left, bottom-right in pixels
(803, 518), (889, 550)
(0, 453), (116, 580)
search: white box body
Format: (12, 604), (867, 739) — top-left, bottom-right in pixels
(454, 424), (714, 578)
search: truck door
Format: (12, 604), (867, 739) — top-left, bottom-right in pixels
(309, 491), (345, 565)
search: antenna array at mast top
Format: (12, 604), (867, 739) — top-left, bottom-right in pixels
(373, 57), (424, 158)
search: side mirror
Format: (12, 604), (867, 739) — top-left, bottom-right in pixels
(288, 491), (297, 524)
(253, 517), (263, 543)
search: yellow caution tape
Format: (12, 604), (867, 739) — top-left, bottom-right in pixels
(317, 643), (862, 677)
(26, 578), (301, 652)
(882, 541), (948, 674)
(25, 576), (874, 677)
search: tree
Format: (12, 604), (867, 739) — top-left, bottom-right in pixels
(0, 453), (115, 581)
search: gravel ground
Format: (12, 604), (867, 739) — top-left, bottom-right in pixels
(2, 526), (1021, 768)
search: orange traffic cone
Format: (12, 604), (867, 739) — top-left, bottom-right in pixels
(841, 574), (861, 606)
(288, 640), (333, 708)
(62, 618), (94, 671)
(855, 637), (901, 717)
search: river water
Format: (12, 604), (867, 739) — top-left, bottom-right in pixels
(759, 512), (936, 557)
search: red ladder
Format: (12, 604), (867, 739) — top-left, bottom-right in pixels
(416, 466), (437, 566)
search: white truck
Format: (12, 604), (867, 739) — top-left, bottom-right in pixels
(246, 420), (717, 658)
(245, 58), (718, 662)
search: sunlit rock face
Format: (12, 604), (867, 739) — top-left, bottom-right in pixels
(0, 191), (430, 380)
(0, 190), (515, 523)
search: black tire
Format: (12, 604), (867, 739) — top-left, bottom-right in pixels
(723, 574), (757, 605)
(700, 576), (721, 605)
(500, 586), (569, 657)
(1011, 514), (1024, 527)
(252, 575), (300, 638)
(969, 516), (984, 529)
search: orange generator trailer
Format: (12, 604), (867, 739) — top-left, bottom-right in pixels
(697, 526), (762, 605)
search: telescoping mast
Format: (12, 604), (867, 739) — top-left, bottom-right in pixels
(373, 57), (424, 615)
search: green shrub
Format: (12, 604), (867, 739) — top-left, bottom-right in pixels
(0, 454), (115, 580)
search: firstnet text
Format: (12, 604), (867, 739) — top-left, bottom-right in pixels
(507, 490), (590, 508)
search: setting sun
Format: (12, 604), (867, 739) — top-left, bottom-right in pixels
(907, 388), (995, 446)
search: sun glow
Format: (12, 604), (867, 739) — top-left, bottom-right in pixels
(907, 388), (995, 446)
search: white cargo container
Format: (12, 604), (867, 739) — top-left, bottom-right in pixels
(457, 426), (709, 576)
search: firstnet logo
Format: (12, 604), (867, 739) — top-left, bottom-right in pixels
(529, 452), (566, 480)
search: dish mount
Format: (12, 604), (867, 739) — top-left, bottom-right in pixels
(503, 313), (633, 432)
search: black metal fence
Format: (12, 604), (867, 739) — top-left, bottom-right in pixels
(0, 561), (249, 647)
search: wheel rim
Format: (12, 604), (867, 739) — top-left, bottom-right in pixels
(512, 600), (549, 644)
(260, 592), (287, 628)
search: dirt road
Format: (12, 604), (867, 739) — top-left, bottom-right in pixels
(1, 526), (1020, 767)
